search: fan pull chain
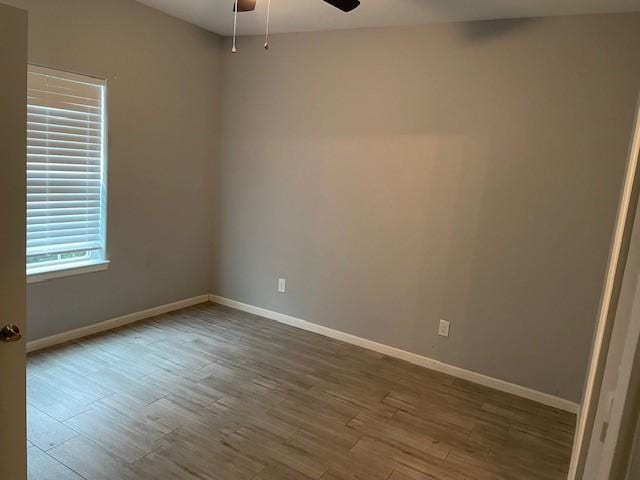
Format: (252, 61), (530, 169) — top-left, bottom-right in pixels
(264, 0), (272, 50)
(232, 0), (238, 53)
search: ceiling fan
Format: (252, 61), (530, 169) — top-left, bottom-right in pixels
(233, 0), (361, 13)
(231, 0), (361, 53)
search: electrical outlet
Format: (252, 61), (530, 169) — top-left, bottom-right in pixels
(438, 319), (450, 337)
(278, 278), (286, 293)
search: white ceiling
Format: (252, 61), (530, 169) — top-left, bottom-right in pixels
(136, 0), (640, 36)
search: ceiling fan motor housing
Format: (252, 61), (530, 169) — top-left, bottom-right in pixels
(323, 0), (361, 12)
(234, 0), (257, 12)
(234, 0), (361, 13)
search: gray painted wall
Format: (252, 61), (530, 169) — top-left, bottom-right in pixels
(4, 0), (223, 341)
(10, 1), (640, 403)
(214, 14), (640, 402)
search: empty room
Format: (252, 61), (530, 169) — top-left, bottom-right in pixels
(2, 0), (640, 479)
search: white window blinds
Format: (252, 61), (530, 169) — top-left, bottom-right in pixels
(27, 66), (107, 273)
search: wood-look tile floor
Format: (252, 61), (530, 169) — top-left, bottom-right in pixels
(27, 302), (576, 480)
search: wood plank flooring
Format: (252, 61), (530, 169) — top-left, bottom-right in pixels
(27, 302), (576, 480)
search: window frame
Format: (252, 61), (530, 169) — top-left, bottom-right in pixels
(26, 65), (109, 283)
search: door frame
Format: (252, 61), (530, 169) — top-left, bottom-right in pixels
(604, 273), (640, 478)
(569, 92), (640, 479)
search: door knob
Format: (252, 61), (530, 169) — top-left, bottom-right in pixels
(0, 324), (22, 343)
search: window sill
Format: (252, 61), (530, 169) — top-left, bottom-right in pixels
(27, 260), (110, 284)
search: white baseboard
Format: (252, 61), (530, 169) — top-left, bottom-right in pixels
(26, 294), (210, 353)
(25, 292), (579, 414)
(209, 294), (580, 414)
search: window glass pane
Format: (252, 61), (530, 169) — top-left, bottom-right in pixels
(26, 66), (107, 275)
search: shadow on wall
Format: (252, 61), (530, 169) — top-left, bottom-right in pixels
(461, 17), (538, 40)
(413, 0), (539, 40)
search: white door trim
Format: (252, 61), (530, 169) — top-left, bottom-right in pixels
(597, 273), (640, 478)
(568, 93), (640, 479)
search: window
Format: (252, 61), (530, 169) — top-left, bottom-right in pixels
(27, 66), (108, 281)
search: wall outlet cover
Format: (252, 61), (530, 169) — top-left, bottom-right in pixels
(438, 319), (450, 337)
(278, 278), (286, 293)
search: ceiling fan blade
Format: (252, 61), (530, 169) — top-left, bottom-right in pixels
(233, 0), (256, 12)
(322, 0), (361, 13)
